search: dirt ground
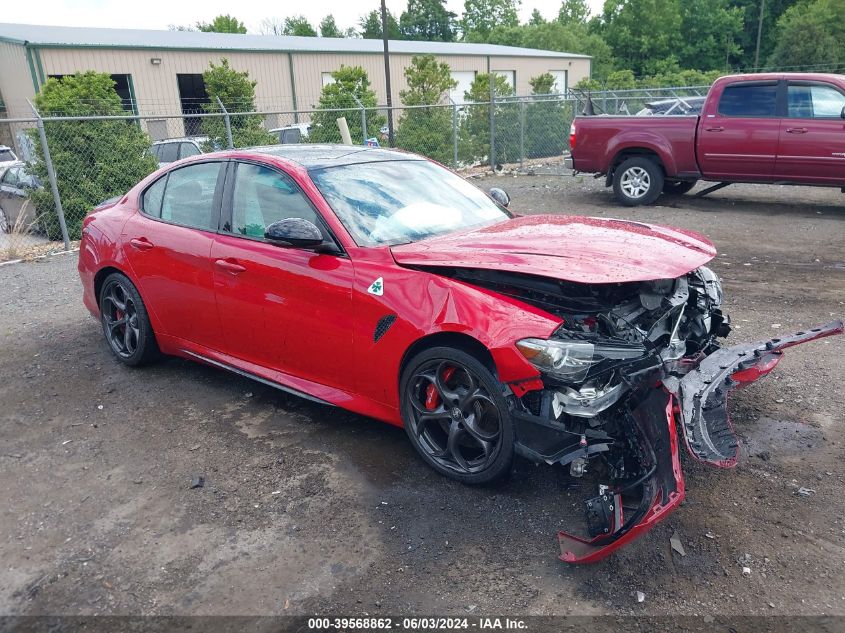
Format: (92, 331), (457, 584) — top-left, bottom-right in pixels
(1, 174), (844, 621)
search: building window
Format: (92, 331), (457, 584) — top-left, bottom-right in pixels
(449, 71), (476, 104)
(321, 73), (336, 87)
(48, 73), (136, 112)
(176, 74), (209, 137)
(493, 70), (515, 92)
(550, 71), (568, 94)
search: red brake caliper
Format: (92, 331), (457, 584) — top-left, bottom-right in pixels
(425, 366), (456, 410)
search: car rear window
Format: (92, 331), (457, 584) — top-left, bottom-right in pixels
(0, 149), (15, 162)
(156, 143), (179, 163)
(718, 83), (778, 117)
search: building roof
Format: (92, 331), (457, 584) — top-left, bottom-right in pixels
(0, 22), (590, 59)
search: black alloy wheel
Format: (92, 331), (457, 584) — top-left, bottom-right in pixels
(99, 272), (159, 366)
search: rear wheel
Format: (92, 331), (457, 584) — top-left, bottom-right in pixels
(98, 272), (159, 366)
(663, 179), (697, 196)
(400, 347), (514, 485)
(612, 157), (664, 206)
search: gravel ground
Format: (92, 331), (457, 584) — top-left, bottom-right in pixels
(1, 175), (843, 620)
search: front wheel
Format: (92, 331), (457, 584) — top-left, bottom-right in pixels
(663, 179), (697, 196)
(400, 347), (514, 485)
(98, 272), (160, 366)
(612, 157), (664, 206)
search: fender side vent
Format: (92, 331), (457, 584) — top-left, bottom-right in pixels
(374, 314), (397, 343)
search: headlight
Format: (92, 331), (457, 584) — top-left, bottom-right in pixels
(516, 338), (647, 384)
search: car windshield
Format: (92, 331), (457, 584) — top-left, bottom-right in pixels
(309, 160), (509, 247)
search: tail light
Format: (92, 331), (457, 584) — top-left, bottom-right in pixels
(569, 122), (576, 151)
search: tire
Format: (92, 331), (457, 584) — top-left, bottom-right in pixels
(612, 157), (664, 206)
(0, 207), (9, 234)
(663, 179), (697, 196)
(400, 346), (514, 485)
(98, 272), (160, 366)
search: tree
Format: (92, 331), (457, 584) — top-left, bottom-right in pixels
(319, 15), (343, 38)
(258, 18), (285, 35)
(528, 9), (546, 25)
(196, 15), (247, 33)
(400, 0), (457, 41)
(283, 15), (318, 37)
(459, 73), (517, 165)
(728, 0), (794, 69)
(309, 66), (385, 143)
(558, 0), (590, 24)
(525, 73), (569, 158)
(29, 73), (157, 240)
(677, 0), (743, 71)
(360, 8), (402, 39)
(599, 0), (683, 76)
(766, 0), (844, 72)
(201, 59), (276, 149)
(395, 56), (457, 164)
(460, 0), (519, 40)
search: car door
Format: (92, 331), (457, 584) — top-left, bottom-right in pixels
(696, 80), (781, 180)
(210, 160), (354, 389)
(121, 160), (225, 348)
(776, 81), (845, 183)
(0, 167), (26, 229)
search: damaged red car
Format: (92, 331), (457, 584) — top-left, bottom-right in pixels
(78, 146), (842, 563)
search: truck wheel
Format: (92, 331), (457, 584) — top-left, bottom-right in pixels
(663, 180), (697, 196)
(613, 157), (664, 206)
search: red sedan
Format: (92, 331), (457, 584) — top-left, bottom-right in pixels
(78, 146), (841, 562)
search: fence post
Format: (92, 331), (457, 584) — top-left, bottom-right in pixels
(352, 95), (367, 144)
(519, 99), (526, 165)
(28, 101), (70, 250)
(216, 96), (234, 149)
(451, 99), (459, 168)
(489, 86), (496, 169)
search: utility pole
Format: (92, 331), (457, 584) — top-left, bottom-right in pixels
(754, 0), (765, 71)
(381, 0), (395, 147)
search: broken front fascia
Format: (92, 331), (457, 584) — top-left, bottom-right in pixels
(509, 320), (842, 564)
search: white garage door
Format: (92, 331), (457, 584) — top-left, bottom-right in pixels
(450, 71), (476, 104)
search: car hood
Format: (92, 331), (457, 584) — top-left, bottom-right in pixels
(390, 215), (716, 284)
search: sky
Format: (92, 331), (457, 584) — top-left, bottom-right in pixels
(2, 0), (606, 33)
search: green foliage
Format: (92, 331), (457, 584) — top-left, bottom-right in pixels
(283, 15), (318, 37)
(528, 9), (546, 25)
(309, 66), (385, 144)
(599, 0), (683, 76)
(767, 0), (844, 72)
(196, 15), (247, 33)
(29, 72), (157, 240)
(558, 0), (591, 24)
(460, 0), (519, 39)
(395, 56), (457, 164)
(529, 72), (555, 94)
(676, 0), (743, 71)
(729, 0), (794, 69)
(319, 15), (343, 38)
(360, 8), (402, 39)
(459, 73), (518, 165)
(400, 0), (457, 41)
(524, 73), (569, 158)
(201, 59), (276, 149)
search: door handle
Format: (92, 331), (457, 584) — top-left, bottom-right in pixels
(786, 127), (808, 134)
(129, 238), (154, 251)
(215, 258), (246, 274)
(704, 126), (724, 132)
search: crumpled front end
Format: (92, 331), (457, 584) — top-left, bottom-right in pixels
(460, 265), (842, 563)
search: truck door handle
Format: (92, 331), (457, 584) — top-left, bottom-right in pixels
(215, 258), (246, 274)
(129, 238), (154, 251)
(786, 127), (808, 134)
(704, 126), (724, 132)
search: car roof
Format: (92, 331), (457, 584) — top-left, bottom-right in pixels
(152, 137), (206, 144)
(240, 145), (426, 169)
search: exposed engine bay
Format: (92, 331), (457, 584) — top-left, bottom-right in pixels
(429, 264), (843, 563)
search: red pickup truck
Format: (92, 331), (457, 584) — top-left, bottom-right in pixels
(567, 73), (845, 206)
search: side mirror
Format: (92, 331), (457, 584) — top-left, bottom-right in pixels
(841, 105), (845, 119)
(489, 187), (510, 208)
(264, 217), (324, 248)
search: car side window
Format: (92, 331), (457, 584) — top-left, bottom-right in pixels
(179, 142), (201, 159)
(788, 84), (845, 118)
(718, 83), (778, 117)
(229, 162), (320, 239)
(1, 168), (19, 187)
(157, 142), (179, 163)
(142, 175), (167, 218)
(160, 162), (221, 231)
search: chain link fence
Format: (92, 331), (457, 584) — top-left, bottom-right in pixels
(0, 85), (708, 260)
